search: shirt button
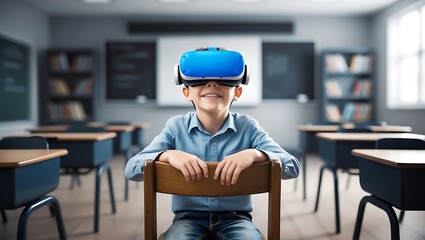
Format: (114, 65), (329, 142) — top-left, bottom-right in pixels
(211, 138), (214, 142)
(211, 198), (216, 201)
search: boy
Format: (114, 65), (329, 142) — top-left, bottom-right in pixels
(125, 47), (300, 240)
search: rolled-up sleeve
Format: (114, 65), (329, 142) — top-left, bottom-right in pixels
(124, 120), (175, 181)
(248, 118), (300, 180)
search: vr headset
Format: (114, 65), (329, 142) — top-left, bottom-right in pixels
(174, 47), (249, 87)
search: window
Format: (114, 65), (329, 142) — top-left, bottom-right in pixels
(387, 1), (425, 109)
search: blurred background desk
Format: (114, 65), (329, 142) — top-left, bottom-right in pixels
(314, 132), (424, 234)
(0, 149), (68, 239)
(352, 149), (425, 240)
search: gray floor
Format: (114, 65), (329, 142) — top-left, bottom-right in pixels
(1, 153), (425, 240)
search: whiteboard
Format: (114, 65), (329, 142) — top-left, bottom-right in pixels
(157, 36), (261, 106)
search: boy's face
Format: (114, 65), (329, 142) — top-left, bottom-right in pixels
(182, 81), (242, 114)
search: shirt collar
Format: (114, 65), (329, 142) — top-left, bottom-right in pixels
(188, 112), (237, 135)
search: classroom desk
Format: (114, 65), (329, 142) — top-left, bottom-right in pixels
(0, 149), (68, 240)
(28, 124), (135, 154)
(352, 149), (425, 240)
(296, 124), (412, 200)
(23, 132), (117, 233)
(29, 124), (139, 201)
(313, 132), (424, 234)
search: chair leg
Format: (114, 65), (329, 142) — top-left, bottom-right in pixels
(345, 173), (351, 190)
(353, 195), (400, 240)
(332, 167), (340, 234)
(1, 209), (7, 223)
(17, 196), (67, 240)
(302, 152), (307, 200)
(314, 164), (340, 233)
(399, 210), (405, 223)
(94, 163), (116, 233)
(124, 148), (132, 201)
(314, 164), (326, 212)
(107, 165), (117, 214)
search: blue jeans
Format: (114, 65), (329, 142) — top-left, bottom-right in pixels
(163, 211), (263, 240)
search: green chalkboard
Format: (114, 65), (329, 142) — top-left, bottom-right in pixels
(0, 35), (29, 121)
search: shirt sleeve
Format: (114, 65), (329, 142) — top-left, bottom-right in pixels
(248, 118), (301, 180)
(124, 119), (176, 181)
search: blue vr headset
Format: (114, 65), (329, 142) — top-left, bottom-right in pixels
(174, 47), (249, 87)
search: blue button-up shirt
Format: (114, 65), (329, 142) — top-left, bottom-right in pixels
(125, 112), (300, 213)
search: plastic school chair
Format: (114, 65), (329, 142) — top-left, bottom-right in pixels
(375, 138), (425, 223)
(0, 136), (67, 240)
(144, 160), (282, 240)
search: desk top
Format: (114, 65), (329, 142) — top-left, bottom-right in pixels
(297, 124), (412, 133)
(352, 149), (425, 168)
(27, 122), (148, 133)
(0, 149), (68, 168)
(24, 132), (117, 141)
(316, 132), (425, 142)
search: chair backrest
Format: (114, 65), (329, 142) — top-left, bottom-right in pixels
(337, 127), (374, 133)
(375, 138), (425, 149)
(354, 121), (387, 128)
(0, 136), (49, 149)
(144, 160), (282, 240)
(65, 126), (106, 133)
(307, 121), (342, 126)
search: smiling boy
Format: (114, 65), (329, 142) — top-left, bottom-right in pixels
(125, 47), (300, 239)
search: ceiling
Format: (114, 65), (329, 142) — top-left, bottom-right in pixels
(24, 0), (399, 17)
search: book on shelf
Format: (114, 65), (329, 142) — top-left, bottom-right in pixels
(73, 78), (93, 96)
(48, 101), (87, 121)
(342, 102), (372, 122)
(49, 53), (70, 72)
(352, 79), (372, 97)
(325, 79), (343, 97)
(325, 54), (348, 73)
(349, 54), (373, 73)
(49, 78), (70, 96)
(326, 104), (343, 122)
(71, 55), (93, 72)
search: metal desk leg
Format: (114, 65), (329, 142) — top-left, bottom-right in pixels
(1, 209), (7, 223)
(353, 195), (400, 240)
(94, 163), (116, 233)
(314, 164), (340, 233)
(17, 196), (67, 240)
(302, 152), (306, 200)
(124, 148), (132, 201)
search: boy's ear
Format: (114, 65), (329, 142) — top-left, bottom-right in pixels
(233, 86), (243, 101)
(182, 86), (191, 101)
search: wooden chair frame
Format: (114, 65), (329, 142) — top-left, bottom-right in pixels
(144, 159), (282, 240)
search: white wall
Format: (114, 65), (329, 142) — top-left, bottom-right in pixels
(0, 0), (49, 137)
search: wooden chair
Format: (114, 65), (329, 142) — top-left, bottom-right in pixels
(144, 160), (282, 240)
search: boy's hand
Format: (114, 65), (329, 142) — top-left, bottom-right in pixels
(160, 150), (209, 183)
(214, 149), (267, 186)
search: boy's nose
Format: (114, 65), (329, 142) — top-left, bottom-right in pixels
(206, 81), (217, 87)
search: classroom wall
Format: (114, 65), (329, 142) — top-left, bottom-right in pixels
(48, 15), (372, 148)
(0, 0), (49, 137)
(371, 0), (425, 135)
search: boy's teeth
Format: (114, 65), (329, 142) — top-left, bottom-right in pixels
(204, 94), (218, 97)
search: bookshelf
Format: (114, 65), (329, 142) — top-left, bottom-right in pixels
(39, 50), (94, 125)
(321, 50), (373, 123)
